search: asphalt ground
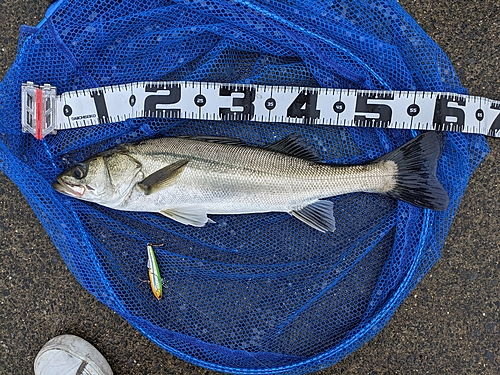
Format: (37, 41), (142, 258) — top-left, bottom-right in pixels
(0, 1), (498, 374)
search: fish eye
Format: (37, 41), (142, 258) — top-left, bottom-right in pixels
(73, 164), (87, 179)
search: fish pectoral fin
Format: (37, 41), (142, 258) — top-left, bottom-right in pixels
(265, 134), (321, 163)
(160, 206), (211, 227)
(290, 200), (336, 233)
(138, 159), (189, 195)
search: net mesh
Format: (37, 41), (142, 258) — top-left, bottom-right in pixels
(0, 0), (489, 374)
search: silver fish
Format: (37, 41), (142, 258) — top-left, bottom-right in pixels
(52, 132), (449, 232)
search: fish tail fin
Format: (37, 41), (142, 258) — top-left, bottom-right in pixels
(377, 131), (449, 211)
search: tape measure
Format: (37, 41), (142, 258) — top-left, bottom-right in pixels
(21, 81), (500, 140)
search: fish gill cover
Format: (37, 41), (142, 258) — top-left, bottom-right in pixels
(0, 0), (489, 374)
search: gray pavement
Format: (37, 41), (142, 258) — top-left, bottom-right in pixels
(0, 1), (498, 374)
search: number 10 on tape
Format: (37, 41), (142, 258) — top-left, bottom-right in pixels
(21, 81), (500, 139)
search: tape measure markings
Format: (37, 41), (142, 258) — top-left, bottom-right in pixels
(21, 81), (500, 140)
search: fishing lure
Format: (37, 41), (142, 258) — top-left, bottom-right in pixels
(146, 244), (163, 300)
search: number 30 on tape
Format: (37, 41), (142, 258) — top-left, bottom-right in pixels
(21, 81), (500, 140)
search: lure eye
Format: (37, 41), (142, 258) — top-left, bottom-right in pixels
(73, 164), (87, 179)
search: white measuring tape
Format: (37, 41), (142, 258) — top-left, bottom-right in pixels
(21, 81), (500, 140)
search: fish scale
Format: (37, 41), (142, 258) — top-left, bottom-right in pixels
(124, 138), (390, 211)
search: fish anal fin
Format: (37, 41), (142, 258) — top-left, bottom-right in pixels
(138, 159), (189, 195)
(290, 200), (336, 233)
(160, 206), (211, 227)
(265, 134), (321, 162)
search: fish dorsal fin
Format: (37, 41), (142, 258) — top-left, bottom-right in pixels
(290, 200), (336, 233)
(138, 159), (189, 195)
(179, 135), (247, 147)
(264, 135), (321, 162)
(159, 206), (213, 227)
(182, 134), (321, 162)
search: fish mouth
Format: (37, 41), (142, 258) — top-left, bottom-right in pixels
(52, 178), (86, 197)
